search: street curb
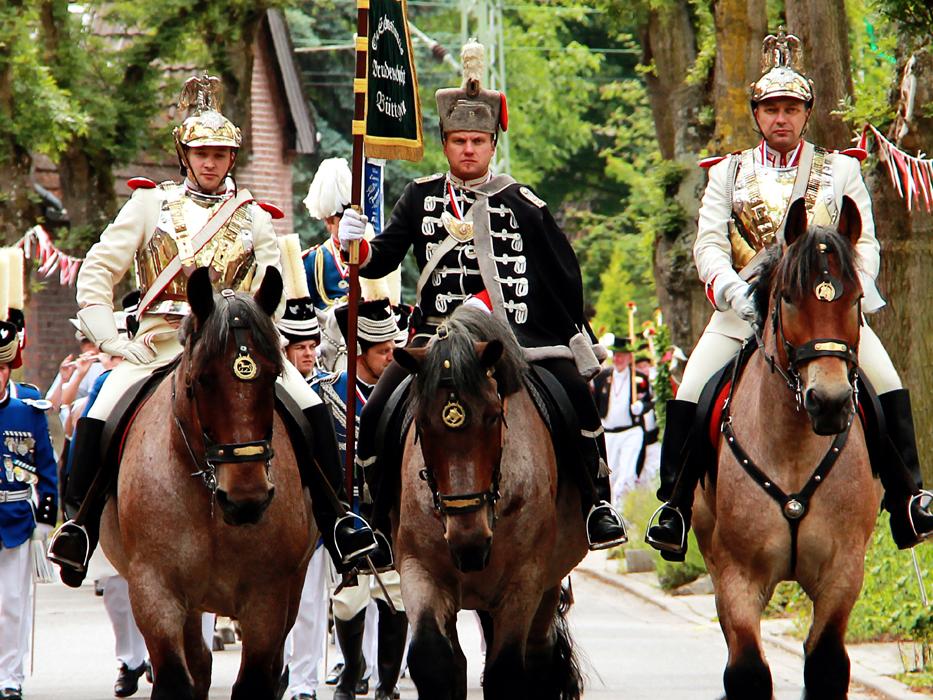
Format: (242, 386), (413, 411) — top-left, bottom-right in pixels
(575, 562), (929, 700)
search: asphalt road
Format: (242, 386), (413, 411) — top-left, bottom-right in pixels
(22, 567), (882, 699)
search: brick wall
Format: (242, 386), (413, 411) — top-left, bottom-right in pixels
(237, 29), (295, 237)
(22, 279), (80, 391)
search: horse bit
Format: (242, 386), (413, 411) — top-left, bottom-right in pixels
(416, 323), (507, 525)
(723, 241), (860, 573)
(172, 290), (275, 507)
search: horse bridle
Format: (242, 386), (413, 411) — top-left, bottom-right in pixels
(415, 325), (507, 526)
(172, 290), (275, 498)
(756, 241), (861, 410)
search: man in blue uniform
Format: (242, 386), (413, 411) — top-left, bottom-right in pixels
(0, 320), (57, 700)
(318, 300), (407, 700)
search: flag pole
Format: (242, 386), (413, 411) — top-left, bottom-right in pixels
(345, 0), (369, 501)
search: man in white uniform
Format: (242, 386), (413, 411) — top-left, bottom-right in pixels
(646, 30), (933, 560)
(48, 75), (377, 587)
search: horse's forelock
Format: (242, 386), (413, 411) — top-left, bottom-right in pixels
(410, 306), (527, 421)
(775, 226), (859, 306)
(179, 292), (284, 377)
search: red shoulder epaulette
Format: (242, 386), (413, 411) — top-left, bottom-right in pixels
(698, 151), (741, 169)
(257, 201), (285, 220)
(127, 177), (157, 190)
(839, 147), (869, 162)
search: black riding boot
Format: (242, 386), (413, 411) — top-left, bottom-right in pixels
(302, 405), (377, 570)
(333, 609), (367, 700)
(645, 400), (700, 562)
(579, 432), (628, 550)
(375, 599), (408, 700)
(48, 418), (107, 588)
(877, 390), (933, 549)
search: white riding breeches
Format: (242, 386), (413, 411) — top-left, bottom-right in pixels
(0, 542), (31, 690)
(676, 314), (902, 404)
(87, 335), (321, 422)
(285, 545), (330, 695)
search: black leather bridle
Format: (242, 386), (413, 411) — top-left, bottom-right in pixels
(172, 292), (275, 499)
(415, 325), (506, 527)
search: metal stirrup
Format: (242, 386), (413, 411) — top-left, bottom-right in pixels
(908, 490), (933, 542)
(645, 502), (687, 553)
(332, 512), (378, 564)
(586, 501), (628, 548)
(47, 520), (92, 569)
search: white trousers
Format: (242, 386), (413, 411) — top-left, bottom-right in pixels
(605, 427), (645, 502)
(88, 335), (321, 421)
(285, 545), (329, 695)
(0, 542), (32, 690)
(676, 317), (901, 403)
(103, 575), (147, 669)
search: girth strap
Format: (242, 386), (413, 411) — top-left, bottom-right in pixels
(722, 418), (851, 574)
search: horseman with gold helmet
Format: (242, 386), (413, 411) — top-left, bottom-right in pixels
(49, 76), (378, 586)
(646, 30), (933, 559)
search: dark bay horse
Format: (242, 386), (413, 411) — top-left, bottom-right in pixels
(392, 307), (588, 700)
(693, 197), (881, 699)
(100, 267), (315, 700)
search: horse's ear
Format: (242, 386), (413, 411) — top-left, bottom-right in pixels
(475, 340), (503, 368)
(254, 267), (283, 317)
(187, 267), (215, 326)
(837, 196), (862, 246)
(783, 197), (808, 247)
(394, 347), (427, 375)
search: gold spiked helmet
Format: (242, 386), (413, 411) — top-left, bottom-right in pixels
(750, 29), (814, 108)
(173, 75), (242, 179)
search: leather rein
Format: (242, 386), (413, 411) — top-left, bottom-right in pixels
(722, 242), (861, 574)
(415, 324), (507, 527)
(171, 291), (275, 505)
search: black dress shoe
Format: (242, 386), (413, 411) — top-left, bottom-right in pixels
(585, 502), (628, 550)
(356, 676), (369, 695)
(0, 687), (22, 700)
(114, 661), (149, 697)
(289, 693), (316, 700)
(325, 662), (344, 685)
(375, 689), (401, 700)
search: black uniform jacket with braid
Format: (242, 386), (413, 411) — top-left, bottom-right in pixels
(360, 173), (590, 350)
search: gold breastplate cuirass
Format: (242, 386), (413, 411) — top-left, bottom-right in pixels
(135, 185), (256, 311)
(729, 147), (831, 270)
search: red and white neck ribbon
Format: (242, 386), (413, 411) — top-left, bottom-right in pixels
(327, 236), (350, 279)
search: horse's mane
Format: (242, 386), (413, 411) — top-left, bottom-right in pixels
(178, 292), (284, 377)
(751, 226), (860, 319)
(411, 306), (527, 420)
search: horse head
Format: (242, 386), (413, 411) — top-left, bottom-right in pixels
(758, 196), (863, 435)
(395, 307), (526, 573)
(177, 266), (284, 525)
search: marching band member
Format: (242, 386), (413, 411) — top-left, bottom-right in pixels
(48, 75), (377, 588)
(317, 300), (407, 700)
(0, 321), (57, 700)
(338, 40), (627, 557)
(646, 30), (933, 559)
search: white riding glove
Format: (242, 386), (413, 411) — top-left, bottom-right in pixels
(338, 209), (368, 252)
(77, 305), (156, 365)
(713, 272), (758, 324)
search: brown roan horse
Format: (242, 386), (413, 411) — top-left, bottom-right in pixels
(693, 197), (881, 699)
(392, 306), (588, 700)
(100, 267), (315, 700)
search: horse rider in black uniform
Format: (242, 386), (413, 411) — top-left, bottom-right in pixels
(337, 41), (627, 556)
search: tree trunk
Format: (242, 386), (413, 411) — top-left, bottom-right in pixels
(785, 0), (854, 149)
(57, 139), (118, 235)
(865, 48), (933, 482)
(712, 0), (767, 153)
(642, 2), (714, 350)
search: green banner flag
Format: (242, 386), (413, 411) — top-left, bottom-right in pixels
(365, 0), (423, 162)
